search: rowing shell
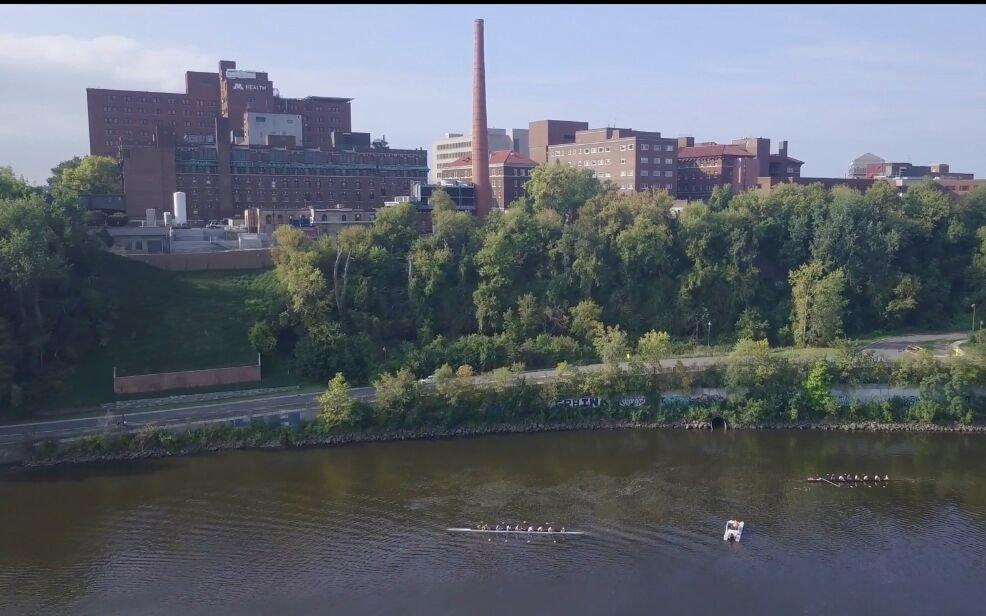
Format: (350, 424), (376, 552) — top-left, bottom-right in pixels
(447, 528), (586, 536)
(806, 478), (889, 483)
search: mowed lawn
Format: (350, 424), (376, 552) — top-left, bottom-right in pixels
(45, 254), (299, 409)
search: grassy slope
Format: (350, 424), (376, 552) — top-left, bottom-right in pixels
(44, 254), (300, 410)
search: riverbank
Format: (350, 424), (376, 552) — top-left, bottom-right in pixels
(16, 417), (986, 470)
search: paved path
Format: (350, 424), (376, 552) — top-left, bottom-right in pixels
(0, 332), (965, 446)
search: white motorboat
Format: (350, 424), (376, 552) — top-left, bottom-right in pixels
(723, 520), (744, 542)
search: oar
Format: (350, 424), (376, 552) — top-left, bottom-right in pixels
(820, 477), (841, 488)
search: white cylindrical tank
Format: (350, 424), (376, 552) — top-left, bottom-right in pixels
(173, 192), (187, 225)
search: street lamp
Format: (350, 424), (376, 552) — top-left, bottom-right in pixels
(707, 321), (712, 354)
(973, 304), (977, 335)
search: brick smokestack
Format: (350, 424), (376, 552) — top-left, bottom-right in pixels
(471, 18), (492, 218)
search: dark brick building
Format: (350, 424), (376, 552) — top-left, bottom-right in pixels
(528, 120), (589, 164)
(87, 60), (427, 222)
(676, 136), (803, 201)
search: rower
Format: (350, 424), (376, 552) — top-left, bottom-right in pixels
(838, 475), (845, 481)
(528, 526), (534, 532)
(495, 524), (501, 531)
(884, 475), (889, 481)
(547, 526), (554, 532)
(560, 527), (566, 533)
(537, 526), (544, 532)
(863, 475), (868, 481)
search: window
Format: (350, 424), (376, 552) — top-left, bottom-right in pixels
(666, 184), (673, 190)
(620, 158), (627, 165)
(641, 144), (649, 150)
(355, 213), (362, 221)
(665, 158), (673, 165)
(641, 170), (649, 177)
(620, 145), (627, 151)
(135, 240), (143, 251)
(628, 144), (634, 150)
(605, 147), (611, 152)
(665, 171), (673, 177)
(641, 157), (649, 164)
(321, 214), (327, 221)
(665, 145), (674, 151)
(277, 215), (283, 223)
(341, 214), (347, 221)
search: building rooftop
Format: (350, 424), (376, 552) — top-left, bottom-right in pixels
(677, 145), (755, 159)
(447, 150), (537, 168)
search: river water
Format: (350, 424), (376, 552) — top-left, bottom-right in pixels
(2, 429), (986, 615)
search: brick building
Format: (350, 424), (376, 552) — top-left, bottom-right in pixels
(441, 150), (536, 211)
(528, 120), (589, 164)
(545, 127), (678, 194)
(87, 60), (427, 222)
(676, 137), (802, 200)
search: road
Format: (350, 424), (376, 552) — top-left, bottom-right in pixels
(0, 333), (965, 446)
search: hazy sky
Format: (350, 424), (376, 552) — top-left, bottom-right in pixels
(1, 4), (985, 184)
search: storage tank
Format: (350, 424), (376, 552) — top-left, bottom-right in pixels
(173, 192), (187, 225)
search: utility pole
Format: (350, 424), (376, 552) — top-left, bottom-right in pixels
(972, 304), (976, 335)
(707, 321), (712, 354)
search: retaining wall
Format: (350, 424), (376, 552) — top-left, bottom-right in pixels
(125, 249), (272, 271)
(113, 363), (261, 394)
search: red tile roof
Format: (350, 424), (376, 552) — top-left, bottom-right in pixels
(677, 144), (754, 159)
(447, 150), (536, 168)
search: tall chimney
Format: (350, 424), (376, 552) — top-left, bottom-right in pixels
(471, 18), (492, 218)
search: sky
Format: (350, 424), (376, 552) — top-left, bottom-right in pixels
(1, 4), (985, 185)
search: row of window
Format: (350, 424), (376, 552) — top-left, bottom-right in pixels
(230, 177), (400, 189)
(105, 94), (215, 106)
(640, 170), (674, 177)
(639, 157), (675, 165)
(552, 143), (674, 157)
(234, 190), (382, 203)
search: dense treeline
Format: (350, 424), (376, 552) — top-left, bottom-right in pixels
(261, 164), (986, 384)
(0, 158), (120, 413)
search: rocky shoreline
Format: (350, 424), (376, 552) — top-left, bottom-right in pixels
(17, 418), (986, 469)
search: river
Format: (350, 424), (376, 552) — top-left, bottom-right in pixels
(2, 429), (986, 615)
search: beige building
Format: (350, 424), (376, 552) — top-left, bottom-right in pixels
(429, 128), (529, 183)
(546, 127), (678, 194)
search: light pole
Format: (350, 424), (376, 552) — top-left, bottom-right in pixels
(707, 321), (712, 354)
(973, 304), (977, 335)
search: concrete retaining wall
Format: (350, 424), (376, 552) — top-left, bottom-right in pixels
(125, 249), (272, 271)
(113, 362), (261, 394)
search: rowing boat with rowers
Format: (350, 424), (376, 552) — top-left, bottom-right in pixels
(806, 476), (890, 483)
(447, 528), (586, 536)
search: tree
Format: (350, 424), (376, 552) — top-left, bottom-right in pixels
(318, 372), (355, 427)
(248, 321), (277, 354)
(802, 360), (835, 416)
(789, 261), (847, 347)
(636, 330), (672, 361)
(734, 308), (770, 342)
(49, 156), (121, 203)
(0, 166), (33, 200)
(593, 325), (628, 368)
(568, 300), (604, 342)
(524, 163), (600, 223)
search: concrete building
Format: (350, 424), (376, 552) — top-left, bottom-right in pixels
(676, 137), (803, 200)
(105, 225), (171, 254)
(545, 127), (678, 194)
(429, 128), (522, 183)
(442, 150), (536, 211)
(244, 205), (378, 236)
(528, 120), (589, 164)
(87, 60), (427, 223)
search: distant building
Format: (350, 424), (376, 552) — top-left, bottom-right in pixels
(442, 150), (536, 211)
(676, 137), (802, 201)
(428, 128), (529, 183)
(545, 127), (678, 194)
(87, 59), (427, 222)
(756, 176), (877, 195)
(864, 161), (974, 181)
(848, 153), (885, 178)
(528, 120), (589, 165)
